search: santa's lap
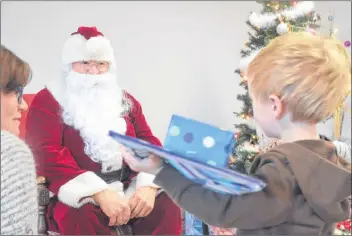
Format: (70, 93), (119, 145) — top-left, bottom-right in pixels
(47, 192), (182, 235)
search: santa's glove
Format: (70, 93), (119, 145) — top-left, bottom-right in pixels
(333, 141), (351, 163)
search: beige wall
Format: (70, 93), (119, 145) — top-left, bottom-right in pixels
(2, 1), (350, 142)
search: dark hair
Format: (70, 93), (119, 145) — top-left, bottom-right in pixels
(0, 45), (32, 93)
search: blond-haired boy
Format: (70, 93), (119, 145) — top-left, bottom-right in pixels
(121, 32), (351, 235)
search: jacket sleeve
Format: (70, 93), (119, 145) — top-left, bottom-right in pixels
(153, 153), (295, 229)
(25, 90), (108, 208)
(126, 92), (162, 189)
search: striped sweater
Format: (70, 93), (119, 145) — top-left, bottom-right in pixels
(1, 130), (38, 235)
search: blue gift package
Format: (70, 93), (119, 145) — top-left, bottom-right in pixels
(163, 115), (236, 168)
(109, 114), (267, 195)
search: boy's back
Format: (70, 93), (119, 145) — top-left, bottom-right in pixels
(238, 139), (351, 235)
(152, 138), (351, 236)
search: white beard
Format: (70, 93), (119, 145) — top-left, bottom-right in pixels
(61, 70), (128, 168)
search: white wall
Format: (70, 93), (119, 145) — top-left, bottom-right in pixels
(1, 1), (351, 142)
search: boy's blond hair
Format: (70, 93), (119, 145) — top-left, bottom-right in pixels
(247, 32), (351, 123)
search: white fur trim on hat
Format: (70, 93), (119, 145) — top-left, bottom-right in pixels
(62, 34), (115, 65)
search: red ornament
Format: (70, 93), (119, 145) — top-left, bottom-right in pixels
(234, 132), (239, 140)
(337, 219), (351, 232)
(306, 28), (316, 35)
(71, 26), (104, 40)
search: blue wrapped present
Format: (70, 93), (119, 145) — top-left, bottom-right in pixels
(163, 115), (236, 168)
(109, 114), (267, 195)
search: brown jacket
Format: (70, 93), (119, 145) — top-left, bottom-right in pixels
(154, 140), (351, 235)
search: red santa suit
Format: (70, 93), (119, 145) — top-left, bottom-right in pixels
(25, 26), (182, 235)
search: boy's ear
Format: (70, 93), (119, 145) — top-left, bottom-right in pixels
(268, 94), (285, 120)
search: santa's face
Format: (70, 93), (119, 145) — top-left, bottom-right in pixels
(60, 61), (129, 167)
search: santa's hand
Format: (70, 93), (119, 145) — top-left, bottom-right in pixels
(92, 189), (131, 226)
(120, 145), (163, 175)
(128, 186), (157, 218)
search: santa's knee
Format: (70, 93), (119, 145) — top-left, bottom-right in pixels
(154, 192), (182, 218)
(154, 192), (183, 234)
(53, 202), (110, 235)
(131, 192), (182, 235)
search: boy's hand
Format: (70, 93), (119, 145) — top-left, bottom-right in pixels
(120, 145), (163, 175)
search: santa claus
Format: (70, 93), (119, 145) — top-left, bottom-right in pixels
(25, 26), (182, 235)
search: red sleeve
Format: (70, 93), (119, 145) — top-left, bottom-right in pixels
(126, 92), (162, 146)
(25, 89), (108, 208)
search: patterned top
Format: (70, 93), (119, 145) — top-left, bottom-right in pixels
(1, 130), (38, 235)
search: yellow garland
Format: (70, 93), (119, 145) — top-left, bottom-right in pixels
(334, 90), (351, 140)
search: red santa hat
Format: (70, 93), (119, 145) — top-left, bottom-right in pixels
(62, 26), (115, 65)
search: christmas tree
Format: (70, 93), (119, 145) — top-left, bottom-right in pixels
(229, 1), (321, 174)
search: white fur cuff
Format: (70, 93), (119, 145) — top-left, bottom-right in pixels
(125, 176), (162, 199)
(136, 172), (160, 189)
(333, 141), (351, 163)
(58, 171), (108, 208)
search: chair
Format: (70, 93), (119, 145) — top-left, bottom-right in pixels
(36, 177), (50, 235)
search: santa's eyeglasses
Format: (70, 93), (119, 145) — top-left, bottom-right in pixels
(78, 61), (109, 73)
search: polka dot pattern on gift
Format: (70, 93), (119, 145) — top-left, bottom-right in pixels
(184, 133), (194, 143)
(169, 125), (181, 136)
(168, 125), (216, 148)
(165, 115), (236, 169)
(206, 160), (217, 166)
(203, 136), (215, 148)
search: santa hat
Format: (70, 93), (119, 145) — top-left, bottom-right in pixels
(62, 26), (115, 65)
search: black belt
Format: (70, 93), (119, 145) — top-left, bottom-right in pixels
(95, 166), (131, 184)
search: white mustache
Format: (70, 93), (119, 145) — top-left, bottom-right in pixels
(65, 71), (118, 91)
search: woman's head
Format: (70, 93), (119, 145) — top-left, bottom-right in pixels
(1, 45), (31, 136)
